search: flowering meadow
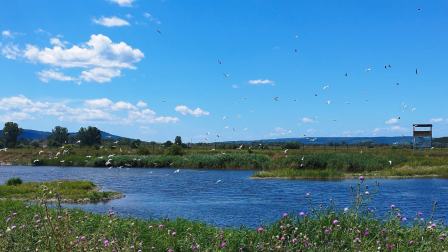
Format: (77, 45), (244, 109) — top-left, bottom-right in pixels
(1, 178), (446, 251)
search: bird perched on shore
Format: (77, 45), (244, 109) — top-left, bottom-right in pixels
(0, 148), (7, 151)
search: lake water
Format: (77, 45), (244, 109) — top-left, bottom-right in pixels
(0, 166), (447, 228)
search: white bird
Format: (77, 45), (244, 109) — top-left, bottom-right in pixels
(205, 138), (209, 140)
(238, 145), (243, 149)
(225, 126), (229, 129)
(243, 127), (248, 130)
(345, 102), (350, 104)
(389, 160), (392, 165)
(223, 116), (228, 120)
(323, 86), (330, 90)
(333, 119), (338, 121)
(294, 35), (298, 38)
(60, 160), (65, 163)
(283, 149), (288, 153)
(237, 115), (241, 119)
(206, 132), (210, 135)
(365, 68), (371, 71)
(114, 141), (118, 144)
(223, 73), (229, 77)
(76, 140), (81, 144)
(302, 134), (306, 136)
(174, 169), (180, 173)
(39, 150), (44, 155)
(233, 128), (236, 131)
(86, 155), (91, 158)
(326, 100), (332, 104)
(33, 159), (39, 163)
(412, 108), (416, 112)
(218, 60), (222, 64)
(0, 148), (7, 151)
(211, 148), (215, 151)
(249, 110), (255, 112)
(216, 180), (222, 184)
(301, 156), (305, 161)
(313, 116), (318, 119)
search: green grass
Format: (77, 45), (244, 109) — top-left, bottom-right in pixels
(0, 180), (120, 200)
(0, 180), (446, 251)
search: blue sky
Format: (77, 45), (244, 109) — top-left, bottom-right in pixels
(1, 0), (447, 143)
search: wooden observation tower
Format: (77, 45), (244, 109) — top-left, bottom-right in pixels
(413, 124), (432, 151)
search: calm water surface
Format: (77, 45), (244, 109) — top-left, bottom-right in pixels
(0, 166), (447, 228)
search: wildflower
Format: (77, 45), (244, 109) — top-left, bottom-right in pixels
(158, 224), (164, 228)
(359, 176), (364, 180)
(292, 238), (297, 243)
(130, 246), (134, 249)
(434, 201), (438, 205)
(283, 213), (287, 217)
(58, 216), (62, 219)
(191, 246), (197, 250)
(277, 246), (281, 249)
(418, 211), (422, 216)
(84, 216), (88, 219)
(221, 242), (226, 247)
(258, 227), (263, 232)
(11, 225), (16, 230)
(149, 225), (153, 229)
(410, 240), (414, 244)
(25, 205), (29, 209)
(12, 212), (17, 216)
(36, 220), (40, 223)
(333, 219), (339, 225)
(402, 217), (407, 222)
(280, 237), (285, 241)
(391, 205), (395, 208)
(300, 212), (304, 216)
(306, 192), (310, 196)
(344, 207), (349, 212)
(397, 213), (401, 218)
(172, 232), (176, 236)
(6, 217), (10, 223)
(325, 229), (329, 233)
(365, 191), (369, 194)
(55, 227), (59, 230)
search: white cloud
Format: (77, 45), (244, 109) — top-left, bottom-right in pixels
(430, 118), (444, 123)
(0, 95), (178, 125)
(248, 79), (275, 86)
(307, 129), (316, 133)
(136, 100), (147, 107)
(2, 44), (20, 59)
(2, 30), (13, 38)
(0, 112), (33, 122)
(93, 16), (131, 27)
(0, 95), (49, 111)
(128, 109), (180, 123)
(35, 29), (51, 36)
(23, 34), (144, 69)
(37, 69), (76, 83)
(232, 85), (238, 88)
(143, 13), (161, 24)
(385, 118), (399, 124)
(302, 117), (315, 123)
(126, 14), (133, 19)
(80, 68), (121, 83)
(140, 126), (157, 134)
(84, 98), (136, 110)
(373, 128), (381, 133)
(174, 105), (210, 117)
(59, 109), (121, 123)
(108, 0), (136, 7)
(0, 42), (2, 47)
(50, 38), (66, 47)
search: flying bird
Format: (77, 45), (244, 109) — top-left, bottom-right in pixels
(223, 73), (229, 77)
(415, 69), (418, 74)
(412, 108), (416, 112)
(274, 96), (279, 101)
(156, 29), (161, 34)
(76, 140), (81, 144)
(223, 116), (228, 119)
(283, 149), (288, 153)
(216, 180), (222, 184)
(294, 35), (298, 38)
(295, 49), (298, 52)
(218, 60), (222, 64)
(384, 66), (387, 69)
(323, 86), (330, 90)
(365, 68), (371, 71)
(397, 83), (399, 85)
(225, 126), (229, 129)
(345, 73), (347, 76)
(389, 65), (392, 68)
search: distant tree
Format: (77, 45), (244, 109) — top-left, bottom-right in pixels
(120, 138), (131, 146)
(30, 140), (40, 148)
(2, 122), (24, 147)
(52, 126), (69, 144)
(130, 139), (142, 148)
(77, 126), (102, 146)
(164, 140), (173, 148)
(68, 135), (77, 144)
(174, 136), (182, 145)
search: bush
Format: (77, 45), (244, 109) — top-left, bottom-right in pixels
(5, 177), (23, 186)
(164, 144), (184, 156)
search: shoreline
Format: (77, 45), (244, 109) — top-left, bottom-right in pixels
(0, 185), (125, 203)
(250, 174), (448, 180)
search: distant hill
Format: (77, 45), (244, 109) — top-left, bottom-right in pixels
(0, 129), (130, 141)
(227, 136), (415, 145)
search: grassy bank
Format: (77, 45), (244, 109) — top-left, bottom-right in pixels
(0, 179), (446, 251)
(0, 179), (122, 202)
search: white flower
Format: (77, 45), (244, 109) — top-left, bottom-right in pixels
(365, 191), (369, 194)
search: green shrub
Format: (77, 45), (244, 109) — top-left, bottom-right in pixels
(164, 144), (184, 156)
(5, 177), (23, 186)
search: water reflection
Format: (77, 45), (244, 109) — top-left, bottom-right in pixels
(0, 166), (446, 228)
